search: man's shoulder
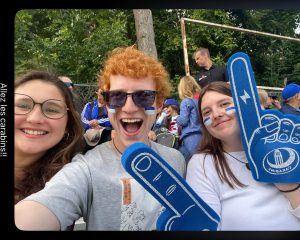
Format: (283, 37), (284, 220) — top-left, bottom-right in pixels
(84, 141), (111, 156)
(211, 64), (226, 71)
(280, 104), (300, 116)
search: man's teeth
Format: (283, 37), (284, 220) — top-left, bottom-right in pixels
(121, 119), (142, 123)
(23, 129), (47, 135)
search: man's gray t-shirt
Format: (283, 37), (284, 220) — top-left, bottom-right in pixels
(25, 141), (186, 230)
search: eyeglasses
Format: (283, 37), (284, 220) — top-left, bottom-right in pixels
(64, 82), (74, 88)
(15, 93), (69, 119)
(103, 90), (158, 108)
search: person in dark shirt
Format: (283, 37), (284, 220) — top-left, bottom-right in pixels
(193, 48), (229, 88)
(280, 83), (300, 117)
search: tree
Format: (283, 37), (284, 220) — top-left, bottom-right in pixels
(15, 9), (300, 87)
(15, 9), (132, 83)
(133, 9), (157, 59)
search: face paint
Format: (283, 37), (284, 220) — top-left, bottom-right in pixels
(203, 107), (236, 126)
(107, 106), (156, 115)
(225, 106), (236, 115)
(203, 117), (212, 126)
(107, 107), (116, 113)
(145, 106), (156, 115)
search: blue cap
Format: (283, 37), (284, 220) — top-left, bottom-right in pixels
(164, 98), (179, 107)
(282, 83), (300, 100)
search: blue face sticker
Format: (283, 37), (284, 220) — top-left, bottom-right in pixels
(107, 107), (116, 113)
(107, 106), (156, 115)
(203, 117), (212, 126)
(144, 106), (156, 115)
(225, 106), (236, 115)
(203, 106), (236, 126)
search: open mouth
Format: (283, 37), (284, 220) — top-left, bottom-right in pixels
(121, 118), (143, 134)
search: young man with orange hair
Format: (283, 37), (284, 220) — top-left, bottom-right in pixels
(15, 46), (185, 230)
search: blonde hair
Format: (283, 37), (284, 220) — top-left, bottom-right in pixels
(178, 75), (201, 99)
(98, 46), (171, 104)
(257, 89), (268, 108)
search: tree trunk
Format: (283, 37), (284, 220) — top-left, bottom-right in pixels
(133, 9), (158, 59)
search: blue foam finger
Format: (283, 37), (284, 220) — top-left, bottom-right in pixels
(121, 142), (220, 231)
(228, 52), (300, 183)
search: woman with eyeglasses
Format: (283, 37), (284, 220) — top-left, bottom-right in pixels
(14, 71), (84, 205)
(186, 82), (300, 230)
(15, 47), (186, 230)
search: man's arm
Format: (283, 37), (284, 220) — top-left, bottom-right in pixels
(15, 200), (60, 230)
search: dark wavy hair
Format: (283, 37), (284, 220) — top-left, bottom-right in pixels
(197, 81), (246, 188)
(14, 71), (84, 203)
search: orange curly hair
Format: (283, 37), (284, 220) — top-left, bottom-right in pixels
(98, 46), (171, 104)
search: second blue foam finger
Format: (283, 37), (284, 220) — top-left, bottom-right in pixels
(121, 142), (220, 230)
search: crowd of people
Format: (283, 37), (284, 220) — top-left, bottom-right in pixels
(14, 46), (300, 231)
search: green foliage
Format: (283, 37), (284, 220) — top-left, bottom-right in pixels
(15, 9), (300, 88)
(227, 10), (300, 87)
(15, 9), (132, 83)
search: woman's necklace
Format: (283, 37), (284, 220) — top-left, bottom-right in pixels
(112, 138), (123, 155)
(224, 151), (250, 170)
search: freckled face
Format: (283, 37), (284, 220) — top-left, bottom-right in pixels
(107, 75), (161, 151)
(14, 80), (68, 167)
(200, 91), (240, 142)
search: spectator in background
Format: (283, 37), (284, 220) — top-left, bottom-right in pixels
(15, 71), (84, 204)
(176, 75), (202, 163)
(81, 88), (112, 152)
(266, 93), (281, 110)
(153, 98), (180, 135)
(163, 99), (180, 136)
(149, 98), (180, 149)
(59, 76), (82, 112)
(193, 48), (229, 88)
(257, 88), (281, 110)
(280, 83), (300, 117)
(59, 76), (74, 90)
(257, 88), (269, 109)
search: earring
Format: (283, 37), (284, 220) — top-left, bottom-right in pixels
(64, 132), (70, 140)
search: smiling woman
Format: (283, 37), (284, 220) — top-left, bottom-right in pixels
(14, 71), (84, 205)
(186, 81), (300, 230)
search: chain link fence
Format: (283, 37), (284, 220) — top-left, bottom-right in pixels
(74, 84), (98, 112)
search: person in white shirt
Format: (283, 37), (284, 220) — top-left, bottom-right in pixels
(186, 81), (300, 230)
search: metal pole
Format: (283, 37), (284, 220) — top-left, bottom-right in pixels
(180, 18), (190, 76)
(183, 18), (300, 43)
